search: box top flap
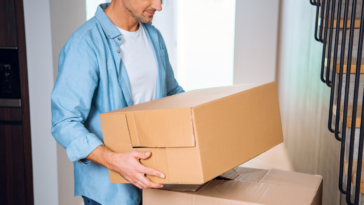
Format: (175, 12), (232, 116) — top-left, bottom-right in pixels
(107, 83), (269, 113)
(260, 169), (323, 190)
(125, 108), (195, 148)
(189, 167), (323, 205)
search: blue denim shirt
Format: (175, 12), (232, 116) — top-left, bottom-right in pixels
(51, 3), (184, 205)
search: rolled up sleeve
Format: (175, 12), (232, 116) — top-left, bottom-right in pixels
(51, 41), (103, 163)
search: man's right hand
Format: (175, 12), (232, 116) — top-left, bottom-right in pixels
(86, 145), (165, 189)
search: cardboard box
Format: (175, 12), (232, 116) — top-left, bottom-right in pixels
(143, 167), (323, 205)
(100, 82), (283, 184)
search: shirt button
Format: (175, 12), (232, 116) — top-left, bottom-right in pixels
(108, 35), (111, 38)
(117, 50), (120, 53)
(118, 37), (121, 40)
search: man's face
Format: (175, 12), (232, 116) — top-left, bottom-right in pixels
(123, 0), (162, 23)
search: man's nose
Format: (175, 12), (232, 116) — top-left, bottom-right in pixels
(152, 0), (162, 11)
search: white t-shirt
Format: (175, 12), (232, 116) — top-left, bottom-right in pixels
(117, 24), (158, 105)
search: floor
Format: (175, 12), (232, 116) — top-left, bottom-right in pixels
(240, 143), (295, 171)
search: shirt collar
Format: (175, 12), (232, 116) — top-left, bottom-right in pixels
(95, 3), (121, 38)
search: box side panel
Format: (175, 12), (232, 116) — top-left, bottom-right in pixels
(193, 82), (283, 182)
(109, 147), (203, 184)
(101, 109), (200, 184)
(194, 195), (259, 205)
(143, 189), (193, 205)
(259, 184), (318, 205)
(166, 146), (204, 184)
(100, 113), (132, 151)
(109, 146), (203, 184)
(261, 169), (323, 190)
(143, 189), (261, 205)
(141, 148), (170, 184)
(126, 108), (195, 147)
(310, 181), (323, 205)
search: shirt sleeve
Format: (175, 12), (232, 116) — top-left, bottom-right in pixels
(51, 41), (103, 163)
(156, 29), (185, 96)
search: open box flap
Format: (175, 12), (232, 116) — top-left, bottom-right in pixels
(217, 167), (269, 182)
(161, 167), (269, 192)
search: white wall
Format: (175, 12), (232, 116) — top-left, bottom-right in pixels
(176, 0), (236, 91)
(276, 1), (341, 204)
(152, 0), (177, 73)
(233, 0), (280, 84)
(22, 0), (59, 204)
(23, 0), (87, 204)
(86, 0), (111, 20)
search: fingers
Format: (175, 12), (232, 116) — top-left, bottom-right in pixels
(135, 181), (146, 189)
(124, 176), (144, 189)
(142, 166), (165, 179)
(138, 174), (163, 189)
(129, 173), (163, 189)
(133, 182), (144, 189)
(132, 151), (152, 160)
(123, 151), (165, 189)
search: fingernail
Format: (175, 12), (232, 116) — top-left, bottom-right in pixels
(160, 174), (165, 179)
(145, 152), (150, 156)
(160, 185), (163, 188)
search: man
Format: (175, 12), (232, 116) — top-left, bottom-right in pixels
(51, 0), (184, 204)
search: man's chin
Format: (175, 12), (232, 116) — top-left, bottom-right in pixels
(140, 16), (153, 23)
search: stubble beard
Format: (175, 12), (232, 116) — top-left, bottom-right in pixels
(124, 4), (153, 23)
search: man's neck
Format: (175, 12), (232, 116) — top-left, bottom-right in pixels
(104, 1), (139, 32)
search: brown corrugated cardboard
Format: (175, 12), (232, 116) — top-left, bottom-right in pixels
(100, 82), (283, 184)
(143, 167), (323, 205)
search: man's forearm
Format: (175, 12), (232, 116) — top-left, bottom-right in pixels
(86, 145), (118, 170)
